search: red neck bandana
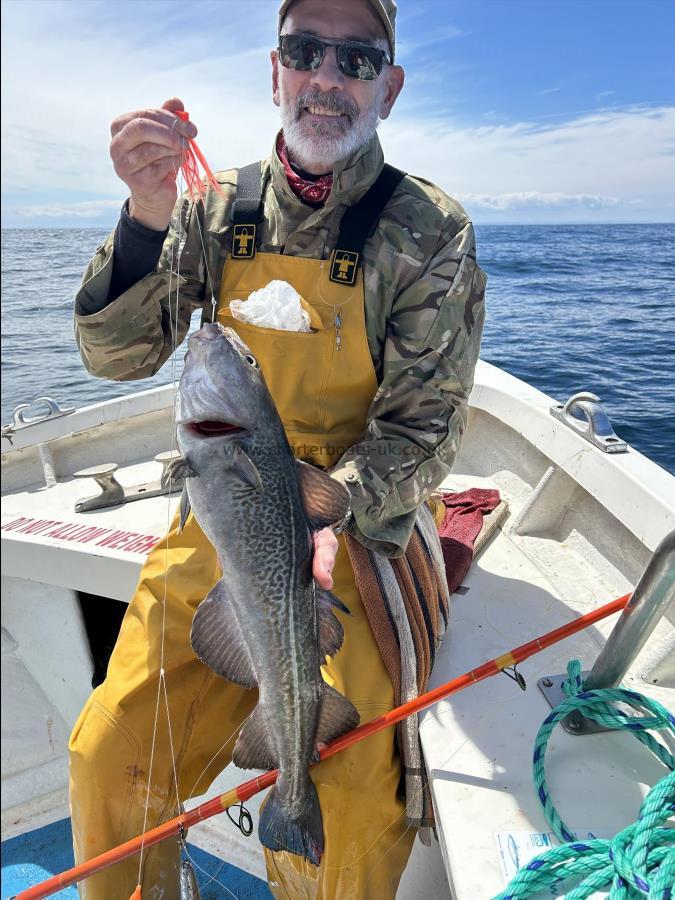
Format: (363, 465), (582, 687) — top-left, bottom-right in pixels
(277, 133), (333, 206)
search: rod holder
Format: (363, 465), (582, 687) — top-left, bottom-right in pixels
(538, 530), (674, 734)
(584, 529), (675, 691)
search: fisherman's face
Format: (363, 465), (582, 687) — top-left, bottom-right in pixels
(272, 0), (404, 174)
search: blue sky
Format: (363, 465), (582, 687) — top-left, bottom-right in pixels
(2, 0), (674, 226)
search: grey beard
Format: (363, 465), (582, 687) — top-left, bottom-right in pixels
(280, 90), (384, 171)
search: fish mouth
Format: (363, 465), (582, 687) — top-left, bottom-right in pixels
(188, 420), (249, 438)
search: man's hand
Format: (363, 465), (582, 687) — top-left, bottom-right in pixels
(312, 527), (338, 590)
(109, 97), (197, 231)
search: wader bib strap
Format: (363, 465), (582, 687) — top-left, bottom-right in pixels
(230, 161), (264, 259)
(329, 164), (407, 286)
(230, 160), (407, 286)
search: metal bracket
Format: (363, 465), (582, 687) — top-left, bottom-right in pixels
(537, 672), (610, 734)
(550, 392), (627, 453)
(2, 397), (75, 444)
(74, 451), (184, 513)
(537, 672), (642, 735)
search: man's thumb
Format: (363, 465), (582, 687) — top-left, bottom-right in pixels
(161, 97), (185, 112)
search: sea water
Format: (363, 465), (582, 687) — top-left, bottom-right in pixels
(1, 224), (673, 474)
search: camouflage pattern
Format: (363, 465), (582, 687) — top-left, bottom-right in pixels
(74, 132), (487, 556)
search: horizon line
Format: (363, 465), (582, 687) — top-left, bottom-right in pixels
(3, 220), (675, 230)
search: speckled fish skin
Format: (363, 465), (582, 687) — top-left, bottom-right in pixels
(75, 132), (486, 558)
(176, 323), (356, 865)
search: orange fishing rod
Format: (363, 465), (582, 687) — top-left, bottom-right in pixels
(17, 592), (631, 900)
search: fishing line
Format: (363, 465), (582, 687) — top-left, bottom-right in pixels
(334, 664), (560, 881)
(272, 685), (511, 875)
(180, 842), (241, 900)
(193, 205), (218, 323)
(324, 712), (468, 878)
(161, 669), (181, 814)
(136, 162), (187, 889)
(178, 824), (241, 899)
(135, 138), (235, 893)
(182, 708), (256, 807)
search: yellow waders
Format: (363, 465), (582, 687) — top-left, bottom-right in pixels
(69, 252), (416, 899)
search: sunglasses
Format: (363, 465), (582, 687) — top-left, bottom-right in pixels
(278, 33), (391, 81)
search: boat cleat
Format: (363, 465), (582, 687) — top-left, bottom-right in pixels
(550, 391), (628, 453)
(73, 450), (185, 512)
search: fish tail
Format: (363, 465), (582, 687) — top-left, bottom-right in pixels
(259, 780), (323, 867)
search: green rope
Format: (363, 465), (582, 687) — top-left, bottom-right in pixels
(493, 659), (675, 899)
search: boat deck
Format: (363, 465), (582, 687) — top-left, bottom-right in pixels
(418, 473), (674, 897)
(1, 817), (272, 900)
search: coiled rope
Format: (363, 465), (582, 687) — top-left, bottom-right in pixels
(495, 659), (675, 899)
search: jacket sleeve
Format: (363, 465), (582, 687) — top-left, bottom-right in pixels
(331, 220), (486, 557)
(73, 195), (207, 381)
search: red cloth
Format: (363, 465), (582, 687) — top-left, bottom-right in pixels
(438, 488), (501, 594)
(277, 133), (333, 206)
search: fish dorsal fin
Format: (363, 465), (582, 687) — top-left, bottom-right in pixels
(232, 703), (278, 770)
(316, 683), (360, 746)
(190, 579), (257, 689)
(295, 460), (350, 531)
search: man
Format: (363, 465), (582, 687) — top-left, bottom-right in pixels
(71, 1), (486, 897)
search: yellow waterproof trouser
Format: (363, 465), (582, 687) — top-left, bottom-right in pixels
(71, 246), (415, 900)
(69, 512), (415, 899)
(70, 248), (416, 898)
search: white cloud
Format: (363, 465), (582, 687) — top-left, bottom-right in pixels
(1, 0), (278, 200)
(7, 200), (124, 219)
(1, 0), (674, 224)
(379, 105), (675, 221)
(533, 87), (561, 96)
(455, 191), (623, 212)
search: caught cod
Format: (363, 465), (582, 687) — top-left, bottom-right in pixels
(168, 322), (359, 866)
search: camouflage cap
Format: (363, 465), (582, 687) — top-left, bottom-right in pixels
(278, 0), (397, 63)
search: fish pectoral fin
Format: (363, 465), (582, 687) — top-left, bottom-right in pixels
(295, 460), (350, 531)
(190, 580), (257, 689)
(316, 683), (360, 746)
(317, 589), (347, 659)
(230, 447), (264, 492)
(161, 456), (196, 532)
(317, 587), (351, 616)
(161, 454), (197, 488)
(232, 704), (278, 770)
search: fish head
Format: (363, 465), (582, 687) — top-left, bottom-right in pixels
(176, 322), (273, 448)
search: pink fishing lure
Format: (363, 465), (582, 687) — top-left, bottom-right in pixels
(174, 110), (225, 201)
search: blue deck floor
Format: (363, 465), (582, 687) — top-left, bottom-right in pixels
(2, 817), (272, 899)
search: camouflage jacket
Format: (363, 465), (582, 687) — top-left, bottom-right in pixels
(75, 132), (486, 557)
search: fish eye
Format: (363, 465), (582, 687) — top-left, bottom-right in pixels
(245, 354), (259, 368)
